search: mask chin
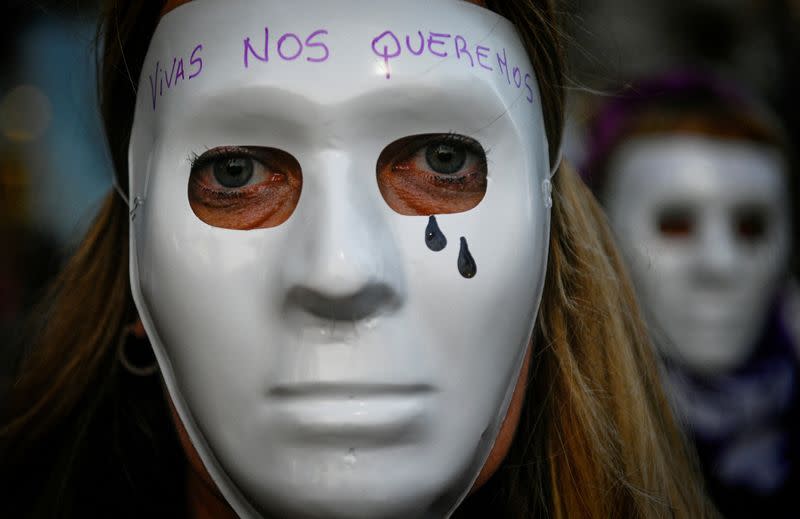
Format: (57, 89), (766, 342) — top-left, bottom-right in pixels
(649, 310), (767, 375)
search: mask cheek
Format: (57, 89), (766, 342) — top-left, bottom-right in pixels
(134, 220), (287, 483)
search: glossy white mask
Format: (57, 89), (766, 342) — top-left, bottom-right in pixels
(128, 1), (553, 517)
(604, 135), (790, 376)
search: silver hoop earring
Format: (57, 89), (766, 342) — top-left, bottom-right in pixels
(118, 327), (159, 377)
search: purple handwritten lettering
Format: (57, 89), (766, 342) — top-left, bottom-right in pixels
(427, 32), (451, 58)
(524, 73), (534, 103)
(476, 45), (492, 71)
(189, 44), (203, 79)
(148, 61), (160, 111)
(305, 29), (330, 62)
(372, 30), (401, 79)
(513, 66), (522, 88)
(366, 29), (534, 109)
(496, 48), (510, 84)
(165, 58), (177, 88)
(277, 33), (303, 61)
(406, 31), (425, 56)
(454, 35), (474, 67)
(244, 28), (269, 68)
(147, 45), (203, 112)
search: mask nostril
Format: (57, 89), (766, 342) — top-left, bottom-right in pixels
(286, 283), (400, 321)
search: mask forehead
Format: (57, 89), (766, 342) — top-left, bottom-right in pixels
(606, 135), (787, 210)
(130, 0), (546, 193)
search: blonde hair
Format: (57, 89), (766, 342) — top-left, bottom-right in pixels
(1, 1), (716, 517)
(541, 162), (710, 517)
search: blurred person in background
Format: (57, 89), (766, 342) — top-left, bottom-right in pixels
(582, 71), (799, 518)
(563, 0), (800, 276)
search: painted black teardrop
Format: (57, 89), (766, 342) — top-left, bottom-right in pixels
(458, 237), (477, 278)
(425, 215), (447, 251)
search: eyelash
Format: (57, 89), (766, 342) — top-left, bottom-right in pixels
(392, 133), (489, 170)
(187, 134), (490, 182)
(188, 146), (264, 173)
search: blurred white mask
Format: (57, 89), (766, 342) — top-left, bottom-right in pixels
(604, 135), (790, 376)
(128, 0), (554, 517)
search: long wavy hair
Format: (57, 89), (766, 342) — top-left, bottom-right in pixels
(0, 1), (717, 518)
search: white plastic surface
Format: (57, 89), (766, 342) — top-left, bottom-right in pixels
(128, 1), (552, 517)
(605, 135), (790, 375)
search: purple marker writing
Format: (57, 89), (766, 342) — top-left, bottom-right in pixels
(496, 48), (510, 85)
(454, 36), (474, 67)
(148, 43), (204, 112)
(277, 33), (303, 61)
(406, 31), (425, 56)
(371, 30), (402, 79)
(367, 28), (536, 105)
(305, 30), (330, 62)
(513, 66), (522, 88)
(244, 26), (330, 68)
(524, 73), (534, 103)
(427, 32), (451, 58)
(476, 45), (492, 71)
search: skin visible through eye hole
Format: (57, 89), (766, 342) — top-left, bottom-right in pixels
(188, 146), (302, 230)
(157, 0), (527, 516)
(377, 134), (488, 216)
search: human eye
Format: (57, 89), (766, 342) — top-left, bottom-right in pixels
(376, 133), (488, 216)
(188, 146), (302, 230)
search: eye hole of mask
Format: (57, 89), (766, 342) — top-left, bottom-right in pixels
(188, 146), (302, 230)
(376, 133), (488, 216)
(733, 206), (768, 242)
(656, 207), (694, 238)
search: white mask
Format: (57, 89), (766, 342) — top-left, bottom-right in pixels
(604, 135), (790, 376)
(128, 1), (553, 517)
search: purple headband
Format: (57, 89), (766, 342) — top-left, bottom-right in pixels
(579, 69), (757, 192)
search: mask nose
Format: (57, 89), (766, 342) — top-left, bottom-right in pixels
(283, 150), (404, 322)
(694, 213), (739, 286)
